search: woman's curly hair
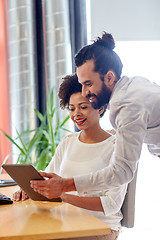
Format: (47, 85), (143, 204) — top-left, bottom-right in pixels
(58, 73), (82, 109)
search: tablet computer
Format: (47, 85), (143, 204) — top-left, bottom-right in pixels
(2, 164), (62, 202)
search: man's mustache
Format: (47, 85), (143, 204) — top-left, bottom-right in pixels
(86, 93), (97, 99)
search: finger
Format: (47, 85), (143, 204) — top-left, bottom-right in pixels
(33, 187), (46, 196)
(12, 192), (16, 200)
(12, 189), (22, 201)
(39, 171), (54, 178)
(16, 190), (22, 201)
(32, 185), (47, 194)
(30, 180), (46, 187)
(35, 189), (51, 199)
(22, 190), (28, 200)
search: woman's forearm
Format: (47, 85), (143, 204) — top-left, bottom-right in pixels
(61, 193), (104, 212)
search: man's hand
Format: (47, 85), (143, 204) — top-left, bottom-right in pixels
(30, 172), (76, 199)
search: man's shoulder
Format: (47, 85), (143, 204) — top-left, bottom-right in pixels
(110, 75), (150, 105)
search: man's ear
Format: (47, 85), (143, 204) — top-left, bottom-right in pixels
(98, 107), (104, 116)
(104, 71), (116, 89)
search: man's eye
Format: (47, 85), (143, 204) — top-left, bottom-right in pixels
(81, 106), (87, 109)
(86, 83), (92, 86)
(69, 108), (74, 112)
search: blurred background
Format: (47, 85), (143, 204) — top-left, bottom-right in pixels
(0, 0), (160, 239)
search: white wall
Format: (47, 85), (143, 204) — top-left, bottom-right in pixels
(90, 0), (160, 41)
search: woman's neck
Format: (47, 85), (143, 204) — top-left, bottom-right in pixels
(79, 125), (111, 143)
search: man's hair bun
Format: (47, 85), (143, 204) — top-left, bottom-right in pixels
(94, 31), (115, 51)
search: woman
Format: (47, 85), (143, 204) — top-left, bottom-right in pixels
(13, 74), (127, 240)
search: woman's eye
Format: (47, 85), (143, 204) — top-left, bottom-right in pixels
(69, 108), (74, 112)
(81, 106), (87, 109)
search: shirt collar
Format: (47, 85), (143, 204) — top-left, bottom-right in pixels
(107, 76), (129, 110)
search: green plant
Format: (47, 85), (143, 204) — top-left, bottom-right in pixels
(0, 89), (71, 171)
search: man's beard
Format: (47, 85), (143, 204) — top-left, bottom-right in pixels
(87, 83), (112, 109)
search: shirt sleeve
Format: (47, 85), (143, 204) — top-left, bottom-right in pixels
(74, 103), (148, 193)
(100, 185), (127, 216)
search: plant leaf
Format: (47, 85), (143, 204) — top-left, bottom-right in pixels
(15, 128), (27, 153)
(27, 132), (43, 155)
(60, 115), (70, 127)
(0, 129), (26, 155)
(60, 127), (73, 133)
(0, 154), (10, 174)
(36, 148), (50, 171)
(34, 109), (44, 122)
(42, 130), (50, 142)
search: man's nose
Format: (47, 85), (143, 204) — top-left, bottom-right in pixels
(82, 86), (89, 97)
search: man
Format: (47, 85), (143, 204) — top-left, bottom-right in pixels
(31, 32), (160, 198)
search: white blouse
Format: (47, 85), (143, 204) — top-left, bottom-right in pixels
(46, 132), (127, 231)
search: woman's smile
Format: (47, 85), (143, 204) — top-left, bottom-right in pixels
(74, 117), (87, 126)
